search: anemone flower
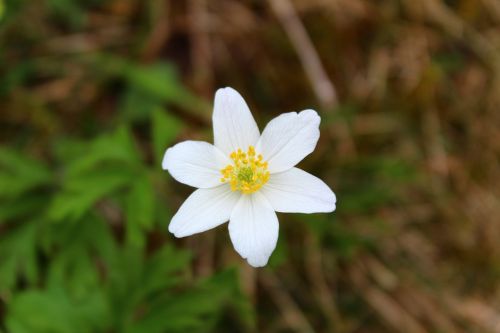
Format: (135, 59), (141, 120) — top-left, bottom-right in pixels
(163, 87), (336, 267)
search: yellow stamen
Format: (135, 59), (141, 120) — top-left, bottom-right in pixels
(220, 146), (270, 194)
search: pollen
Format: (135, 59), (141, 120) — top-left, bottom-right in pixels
(220, 146), (270, 194)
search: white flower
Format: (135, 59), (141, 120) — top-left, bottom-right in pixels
(162, 87), (336, 267)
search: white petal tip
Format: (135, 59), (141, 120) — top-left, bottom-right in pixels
(247, 257), (269, 267)
(327, 203), (337, 213)
(216, 86), (236, 93)
(161, 148), (171, 170)
(300, 109), (319, 118)
(170, 230), (188, 238)
(168, 223), (191, 238)
(323, 196), (337, 213)
(215, 87), (237, 99)
(306, 204), (336, 214)
(167, 224), (178, 235)
(327, 192), (337, 212)
(298, 109), (320, 123)
(214, 87), (248, 106)
(168, 222), (184, 238)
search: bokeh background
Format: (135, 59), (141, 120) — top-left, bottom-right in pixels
(1, 0), (500, 332)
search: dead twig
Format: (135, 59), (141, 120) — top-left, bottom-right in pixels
(417, 0), (500, 73)
(269, 0), (338, 109)
(349, 263), (429, 333)
(189, 0), (214, 97)
(445, 295), (500, 333)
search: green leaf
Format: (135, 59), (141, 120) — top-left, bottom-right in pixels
(126, 269), (254, 333)
(0, 222), (38, 292)
(6, 287), (108, 333)
(104, 245), (191, 331)
(201, 269), (255, 330)
(123, 63), (186, 102)
(94, 56), (210, 119)
(125, 175), (156, 247)
(106, 246), (144, 328)
(63, 126), (141, 178)
(140, 245), (191, 297)
(47, 0), (86, 29)
(47, 127), (142, 223)
(0, 148), (51, 199)
(152, 107), (183, 165)
(119, 88), (159, 122)
(40, 212), (118, 269)
(0, 195), (48, 223)
(0, 0), (5, 21)
(0, 61), (35, 96)
(48, 167), (134, 222)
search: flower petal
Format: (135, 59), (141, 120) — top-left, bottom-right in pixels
(213, 87), (260, 155)
(228, 192), (279, 267)
(261, 167), (336, 213)
(256, 109), (320, 173)
(169, 185), (240, 237)
(162, 141), (229, 188)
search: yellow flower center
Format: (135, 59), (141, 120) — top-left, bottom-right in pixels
(220, 146), (270, 194)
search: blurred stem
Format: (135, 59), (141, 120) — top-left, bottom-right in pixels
(195, 233), (215, 277)
(259, 271), (316, 333)
(421, 107), (449, 194)
(240, 264), (256, 304)
(141, 0), (171, 62)
(304, 231), (346, 332)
